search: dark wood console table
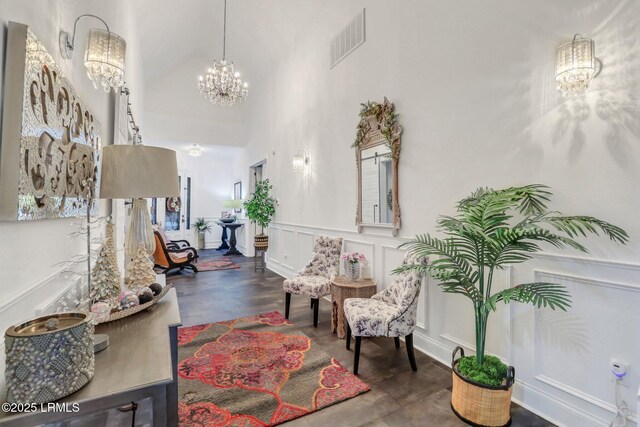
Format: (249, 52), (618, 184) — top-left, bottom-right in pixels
(0, 287), (182, 426)
(215, 221), (230, 251)
(216, 221), (243, 256)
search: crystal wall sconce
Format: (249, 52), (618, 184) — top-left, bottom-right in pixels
(60, 14), (126, 93)
(292, 150), (310, 172)
(555, 34), (602, 97)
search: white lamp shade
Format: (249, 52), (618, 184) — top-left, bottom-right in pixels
(100, 145), (179, 199)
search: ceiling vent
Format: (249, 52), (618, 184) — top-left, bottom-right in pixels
(330, 9), (366, 69)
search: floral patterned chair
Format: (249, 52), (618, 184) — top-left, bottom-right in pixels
(344, 254), (427, 374)
(282, 235), (343, 327)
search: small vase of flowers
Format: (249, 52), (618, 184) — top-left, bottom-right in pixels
(341, 252), (366, 281)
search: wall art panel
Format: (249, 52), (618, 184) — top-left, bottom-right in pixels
(0, 22), (100, 221)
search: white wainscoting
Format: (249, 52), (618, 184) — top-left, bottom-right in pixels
(266, 221), (640, 427)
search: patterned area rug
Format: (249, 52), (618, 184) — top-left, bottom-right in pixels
(197, 257), (241, 272)
(177, 311), (370, 426)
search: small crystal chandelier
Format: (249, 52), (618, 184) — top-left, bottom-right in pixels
(60, 15), (126, 93)
(555, 34), (601, 97)
(84, 29), (126, 93)
(188, 144), (203, 157)
(198, 0), (248, 106)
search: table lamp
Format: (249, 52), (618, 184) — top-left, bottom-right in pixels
(223, 199), (244, 213)
(100, 145), (179, 258)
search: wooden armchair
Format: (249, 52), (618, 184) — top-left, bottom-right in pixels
(152, 229), (199, 274)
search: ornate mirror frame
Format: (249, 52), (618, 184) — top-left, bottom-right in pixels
(354, 97), (402, 236)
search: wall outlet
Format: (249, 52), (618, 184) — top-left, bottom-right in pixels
(609, 359), (629, 386)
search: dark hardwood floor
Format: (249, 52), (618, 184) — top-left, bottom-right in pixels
(170, 250), (554, 427)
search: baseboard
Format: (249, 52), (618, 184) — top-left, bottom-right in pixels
(267, 260), (294, 279)
(410, 330), (629, 427)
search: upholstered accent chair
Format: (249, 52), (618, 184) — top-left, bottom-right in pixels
(344, 254), (427, 374)
(283, 235), (343, 327)
(152, 229), (199, 275)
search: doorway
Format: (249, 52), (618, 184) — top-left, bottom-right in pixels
(154, 173), (193, 241)
(246, 161), (266, 257)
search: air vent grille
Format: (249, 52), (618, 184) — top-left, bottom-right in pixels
(330, 9), (366, 69)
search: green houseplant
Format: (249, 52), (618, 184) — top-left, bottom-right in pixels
(396, 184), (628, 426)
(243, 179), (278, 250)
(193, 217), (212, 250)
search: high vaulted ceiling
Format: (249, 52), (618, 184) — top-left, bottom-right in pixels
(133, 0), (622, 148)
(133, 0), (326, 147)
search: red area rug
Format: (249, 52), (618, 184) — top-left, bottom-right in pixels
(177, 311), (370, 426)
(197, 257), (241, 272)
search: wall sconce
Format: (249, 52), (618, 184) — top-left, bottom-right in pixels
(292, 150), (310, 172)
(60, 14), (126, 93)
(188, 144), (203, 157)
(555, 34), (602, 97)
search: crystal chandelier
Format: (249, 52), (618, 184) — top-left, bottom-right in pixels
(60, 14), (126, 93)
(198, 0), (248, 106)
(555, 34), (601, 97)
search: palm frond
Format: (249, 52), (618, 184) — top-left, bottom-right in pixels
(543, 216), (629, 244)
(511, 184), (552, 215)
(439, 280), (483, 303)
(396, 234), (475, 278)
(486, 226), (588, 269)
(488, 282), (571, 311)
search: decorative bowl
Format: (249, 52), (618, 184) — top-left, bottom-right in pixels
(220, 218), (235, 223)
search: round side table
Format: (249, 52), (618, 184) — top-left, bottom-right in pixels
(330, 276), (377, 339)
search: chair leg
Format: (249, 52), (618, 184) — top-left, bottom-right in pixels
(285, 293), (291, 319)
(394, 337), (400, 349)
(406, 333), (417, 372)
(346, 323), (352, 350)
(354, 336), (362, 375)
(312, 298), (319, 327)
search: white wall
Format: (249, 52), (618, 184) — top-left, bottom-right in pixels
(242, 1), (640, 425)
(148, 141), (247, 251)
(0, 0), (145, 391)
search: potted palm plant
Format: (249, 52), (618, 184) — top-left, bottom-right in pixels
(396, 184), (628, 427)
(193, 217), (212, 250)
(243, 179), (278, 250)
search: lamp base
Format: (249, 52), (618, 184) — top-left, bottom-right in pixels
(126, 198), (156, 259)
(93, 334), (109, 353)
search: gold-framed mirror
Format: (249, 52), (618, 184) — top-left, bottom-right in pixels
(354, 97), (402, 236)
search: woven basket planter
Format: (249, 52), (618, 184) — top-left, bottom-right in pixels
(254, 234), (269, 250)
(451, 346), (515, 427)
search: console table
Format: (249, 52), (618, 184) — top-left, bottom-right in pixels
(331, 276), (377, 339)
(221, 223), (243, 256)
(215, 221), (230, 250)
(0, 287), (182, 426)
